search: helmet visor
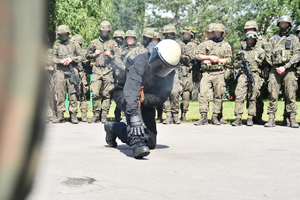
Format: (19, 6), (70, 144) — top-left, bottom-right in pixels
(149, 47), (177, 77)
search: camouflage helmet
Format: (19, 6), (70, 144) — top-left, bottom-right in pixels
(71, 35), (85, 44)
(245, 31), (258, 40)
(125, 30), (137, 38)
(244, 20), (258, 30)
(113, 30), (125, 38)
(297, 26), (300, 33)
(99, 20), (112, 31)
(142, 28), (154, 38)
(212, 23), (225, 33)
(208, 23), (217, 32)
(277, 15), (293, 27)
(163, 24), (177, 34)
(182, 27), (195, 38)
(153, 31), (162, 40)
(56, 25), (71, 35)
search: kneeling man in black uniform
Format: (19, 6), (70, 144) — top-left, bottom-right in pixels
(104, 39), (182, 158)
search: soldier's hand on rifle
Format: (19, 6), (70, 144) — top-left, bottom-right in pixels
(94, 50), (101, 56)
(104, 50), (113, 58)
(218, 58), (227, 64)
(203, 60), (211, 64)
(210, 56), (219, 63)
(62, 58), (72, 65)
(276, 66), (286, 75)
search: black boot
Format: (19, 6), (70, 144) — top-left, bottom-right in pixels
(253, 116), (266, 125)
(232, 118), (242, 126)
(246, 116), (253, 126)
(70, 113), (79, 124)
(163, 112), (173, 124)
(173, 114), (181, 124)
(181, 112), (189, 122)
(218, 113), (226, 124)
(88, 115), (100, 123)
(211, 114), (221, 125)
(104, 122), (117, 147)
(132, 141), (150, 159)
(264, 115), (276, 127)
(279, 114), (290, 127)
(194, 113), (208, 126)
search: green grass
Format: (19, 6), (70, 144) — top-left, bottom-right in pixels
(56, 100), (300, 123)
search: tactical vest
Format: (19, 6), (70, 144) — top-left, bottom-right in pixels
(202, 41), (226, 71)
(243, 48), (260, 72)
(271, 35), (294, 66)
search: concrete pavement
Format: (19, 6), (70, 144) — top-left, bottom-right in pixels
(26, 122), (300, 200)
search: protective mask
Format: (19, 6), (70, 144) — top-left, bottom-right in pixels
(59, 34), (69, 42)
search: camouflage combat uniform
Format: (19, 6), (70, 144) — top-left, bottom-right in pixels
(194, 34), (232, 125)
(233, 42), (266, 123)
(51, 39), (84, 120)
(46, 48), (57, 120)
(265, 33), (300, 126)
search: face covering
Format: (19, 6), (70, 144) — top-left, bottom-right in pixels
(59, 34), (69, 42)
(142, 37), (151, 47)
(164, 33), (175, 40)
(115, 38), (123, 46)
(100, 32), (109, 41)
(212, 33), (223, 42)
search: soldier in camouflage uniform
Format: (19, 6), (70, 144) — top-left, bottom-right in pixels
(264, 16), (300, 128)
(86, 21), (117, 123)
(122, 30), (145, 67)
(240, 20), (269, 125)
(193, 23), (232, 125)
(162, 24), (183, 124)
(51, 25), (84, 124)
(152, 31), (162, 44)
(177, 27), (197, 122)
(71, 35), (90, 122)
(232, 31), (266, 126)
(140, 28), (154, 51)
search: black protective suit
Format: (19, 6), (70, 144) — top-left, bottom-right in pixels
(112, 52), (175, 148)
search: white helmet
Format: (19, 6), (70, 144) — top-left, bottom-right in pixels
(149, 39), (181, 77)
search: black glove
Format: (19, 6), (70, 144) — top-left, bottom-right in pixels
(129, 116), (146, 136)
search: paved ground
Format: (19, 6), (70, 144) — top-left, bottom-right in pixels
(26, 122), (300, 200)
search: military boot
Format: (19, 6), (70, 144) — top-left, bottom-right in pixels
(246, 116), (254, 126)
(163, 112), (173, 124)
(70, 113), (79, 124)
(49, 114), (57, 122)
(132, 141), (150, 159)
(173, 114), (181, 124)
(88, 115), (100, 123)
(81, 113), (87, 122)
(181, 112), (189, 122)
(211, 114), (221, 125)
(52, 114), (65, 123)
(264, 115), (276, 127)
(279, 114), (290, 127)
(104, 122), (117, 147)
(218, 113), (227, 124)
(194, 113), (208, 126)
(290, 114), (299, 128)
(232, 117), (242, 126)
(253, 115), (266, 125)
(101, 112), (108, 124)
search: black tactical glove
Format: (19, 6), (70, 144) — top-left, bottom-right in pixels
(129, 116), (146, 136)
